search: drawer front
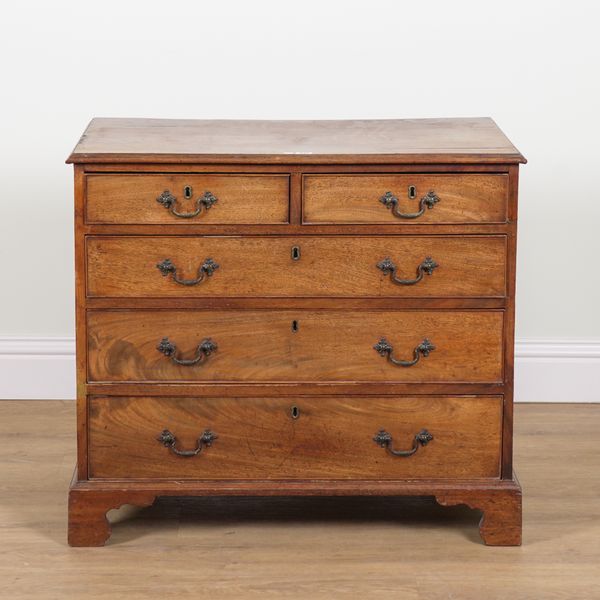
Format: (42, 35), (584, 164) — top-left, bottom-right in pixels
(303, 174), (508, 224)
(88, 396), (503, 480)
(85, 174), (290, 224)
(87, 310), (503, 383)
(87, 235), (506, 298)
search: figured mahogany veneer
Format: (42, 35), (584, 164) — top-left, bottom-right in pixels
(87, 309), (504, 383)
(303, 173), (508, 224)
(68, 117), (524, 547)
(87, 235), (507, 298)
(86, 173), (290, 224)
(88, 396), (503, 480)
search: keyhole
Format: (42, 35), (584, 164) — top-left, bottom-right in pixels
(290, 406), (300, 419)
(184, 185), (193, 199)
(291, 246), (301, 261)
(291, 320), (299, 333)
(408, 185), (416, 199)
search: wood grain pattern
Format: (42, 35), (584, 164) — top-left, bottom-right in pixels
(87, 309), (504, 383)
(68, 487), (156, 547)
(88, 396), (502, 480)
(82, 162), (513, 175)
(436, 479), (522, 545)
(303, 174), (508, 224)
(86, 298), (507, 310)
(74, 166), (89, 479)
(81, 222), (513, 237)
(86, 235), (507, 298)
(501, 164), (519, 478)
(85, 382), (506, 398)
(85, 174), (289, 224)
(67, 117), (526, 164)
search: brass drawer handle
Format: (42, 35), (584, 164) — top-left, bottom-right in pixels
(377, 256), (438, 285)
(379, 190), (439, 219)
(157, 257), (219, 286)
(373, 428), (433, 457)
(373, 337), (435, 367)
(157, 428), (217, 457)
(156, 337), (217, 366)
(156, 189), (218, 219)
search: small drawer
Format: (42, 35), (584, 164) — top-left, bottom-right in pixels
(85, 174), (290, 224)
(303, 174), (508, 224)
(87, 309), (504, 383)
(86, 235), (506, 298)
(88, 395), (503, 480)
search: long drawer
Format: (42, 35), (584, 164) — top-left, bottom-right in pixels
(86, 235), (507, 298)
(88, 395), (503, 479)
(85, 174), (290, 224)
(87, 310), (504, 383)
(303, 173), (508, 224)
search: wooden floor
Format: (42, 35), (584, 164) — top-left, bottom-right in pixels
(1, 402), (599, 599)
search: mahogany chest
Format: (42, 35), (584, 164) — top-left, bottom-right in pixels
(67, 117), (524, 546)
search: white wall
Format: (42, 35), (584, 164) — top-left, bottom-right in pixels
(1, 1), (599, 398)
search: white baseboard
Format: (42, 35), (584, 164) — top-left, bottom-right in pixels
(0, 337), (75, 400)
(514, 339), (600, 403)
(0, 336), (598, 402)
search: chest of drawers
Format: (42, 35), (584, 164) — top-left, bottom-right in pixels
(67, 118), (525, 546)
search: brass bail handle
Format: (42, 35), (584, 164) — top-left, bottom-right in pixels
(156, 337), (218, 366)
(379, 189), (440, 219)
(157, 257), (220, 286)
(157, 429), (218, 457)
(156, 187), (218, 219)
(376, 256), (439, 285)
(373, 338), (435, 367)
(373, 429), (433, 457)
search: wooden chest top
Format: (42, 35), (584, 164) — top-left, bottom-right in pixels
(67, 117), (526, 165)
